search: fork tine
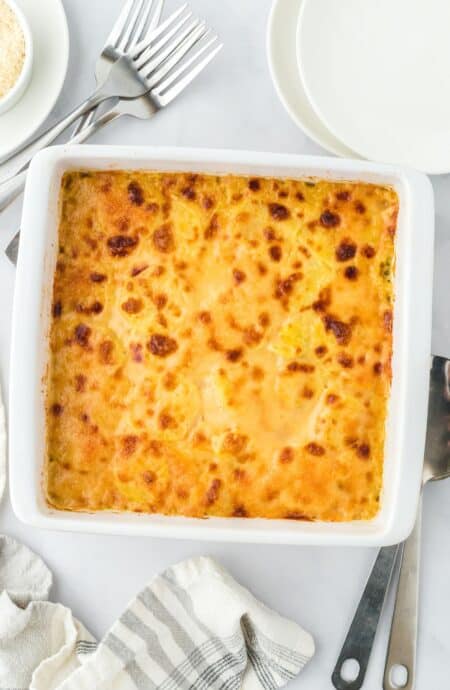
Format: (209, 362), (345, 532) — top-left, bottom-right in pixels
(117, 0), (145, 52)
(134, 13), (194, 68)
(153, 34), (217, 91)
(131, 4), (189, 58)
(105, 0), (135, 47)
(138, 19), (203, 77)
(144, 23), (207, 88)
(130, 0), (158, 50)
(153, 38), (222, 106)
(147, 0), (164, 33)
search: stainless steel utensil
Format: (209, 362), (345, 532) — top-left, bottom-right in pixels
(383, 355), (450, 690)
(332, 355), (450, 690)
(5, 16), (222, 266)
(0, 1), (180, 212)
(332, 545), (400, 690)
(72, 0), (165, 137)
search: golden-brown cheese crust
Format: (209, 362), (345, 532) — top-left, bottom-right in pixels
(46, 171), (398, 521)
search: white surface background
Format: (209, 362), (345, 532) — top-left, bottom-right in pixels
(0, 1), (449, 688)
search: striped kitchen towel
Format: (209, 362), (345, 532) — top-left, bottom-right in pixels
(57, 555), (314, 690)
(0, 536), (314, 690)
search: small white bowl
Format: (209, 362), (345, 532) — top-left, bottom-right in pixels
(0, 0), (33, 115)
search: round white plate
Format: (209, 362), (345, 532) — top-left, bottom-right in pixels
(0, 0), (69, 161)
(266, 0), (355, 158)
(297, 0), (450, 174)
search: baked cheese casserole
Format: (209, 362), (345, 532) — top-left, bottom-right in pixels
(46, 170), (398, 521)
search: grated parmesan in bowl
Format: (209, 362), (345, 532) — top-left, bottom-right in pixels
(0, 0), (32, 113)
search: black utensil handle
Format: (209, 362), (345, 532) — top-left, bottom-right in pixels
(331, 544), (400, 690)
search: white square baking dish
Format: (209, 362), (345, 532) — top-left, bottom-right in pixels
(9, 145), (434, 546)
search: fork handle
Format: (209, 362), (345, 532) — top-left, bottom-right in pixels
(331, 544), (400, 690)
(69, 104), (123, 142)
(383, 500), (422, 690)
(4, 104), (124, 266)
(0, 91), (115, 213)
(0, 170), (27, 212)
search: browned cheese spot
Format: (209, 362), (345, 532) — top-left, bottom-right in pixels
(336, 239), (357, 262)
(362, 244), (376, 258)
(128, 181), (144, 206)
(148, 334), (178, 357)
(337, 352), (354, 368)
(269, 245), (282, 262)
(198, 310), (212, 324)
(122, 298), (143, 314)
(344, 266), (359, 280)
(305, 442), (325, 456)
(320, 210), (341, 228)
(268, 202), (290, 221)
(153, 293), (167, 309)
(107, 235), (138, 257)
(287, 362), (315, 373)
(222, 432), (247, 454)
(357, 443), (371, 459)
(323, 315), (352, 345)
(258, 312), (270, 328)
(312, 286), (332, 312)
(181, 186), (196, 200)
(225, 348), (243, 362)
(122, 435), (138, 456)
(90, 272), (107, 283)
(204, 214), (219, 239)
(202, 196), (214, 209)
(142, 471), (155, 484)
(243, 326), (262, 346)
(383, 310), (393, 333)
(50, 403), (63, 416)
(99, 340), (114, 364)
(153, 224), (174, 253)
(75, 374), (86, 392)
(53, 301), (62, 318)
(74, 323), (91, 347)
(131, 264), (149, 277)
(279, 446), (294, 463)
(233, 269), (246, 284)
(158, 412), (177, 429)
(205, 478), (221, 506)
(130, 343), (144, 362)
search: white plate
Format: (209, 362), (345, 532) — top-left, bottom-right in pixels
(297, 0), (450, 174)
(266, 0), (355, 158)
(0, 0), (69, 161)
(10, 145), (434, 546)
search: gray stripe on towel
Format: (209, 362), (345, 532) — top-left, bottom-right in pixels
(138, 588), (195, 655)
(104, 632), (157, 690)
(161, 572), (247, 689)
(121, 609), (190, 688)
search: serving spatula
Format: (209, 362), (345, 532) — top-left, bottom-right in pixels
(332, 354), (450, 690)
(383, 354), (450, 690)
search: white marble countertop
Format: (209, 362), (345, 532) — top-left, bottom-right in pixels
(0, 1), (449, 688)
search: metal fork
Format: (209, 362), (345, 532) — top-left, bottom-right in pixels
(72, 0), (165, 138)
(0, 0), (173, 212)
(5, 16), (222, 265)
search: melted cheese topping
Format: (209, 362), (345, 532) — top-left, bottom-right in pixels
(46, 170), (398, 521)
